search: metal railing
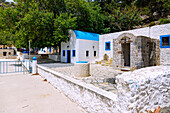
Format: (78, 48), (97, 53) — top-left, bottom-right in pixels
(0, 60), (32, 74)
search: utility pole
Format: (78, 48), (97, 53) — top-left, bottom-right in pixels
(29, 40), (30, 61)
(29, 40), (31, 73)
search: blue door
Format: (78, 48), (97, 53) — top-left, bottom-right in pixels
(67, 50), (71, 63)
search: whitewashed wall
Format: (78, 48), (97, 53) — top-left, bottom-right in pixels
(49, 54), (60, 61)
(78, 39), (99, 63)
(61, 30), (99, 63)
(116, 66), (170, 113)
(99, 23), (170, 61)
(37, 64), (119, 113)
(61, 30), (79, 63)
(37, 64), (170, 113)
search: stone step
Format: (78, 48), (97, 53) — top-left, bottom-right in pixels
(121, 67), (131, 71)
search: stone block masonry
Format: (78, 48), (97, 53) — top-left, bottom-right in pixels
(116, 66), (170, 113)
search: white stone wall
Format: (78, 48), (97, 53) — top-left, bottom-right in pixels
(99, 23), (170, 62)
(61, 30), (99, 63)
(0, 49), (14, 58)
(49, 54), (60, 61)
(151, 23), (170, 39)
(37, 64), (120, 113)
(160, 48), (170, 65)
(61, 30), (79, 63)
(116, 66), (170, 113)
(22, 54), (41, 60)
(78, 39), (99, 63)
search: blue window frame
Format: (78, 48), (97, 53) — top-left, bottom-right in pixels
(105, 41), (111, 51)
(72, 50), (76, 57)
(160, 35), (170, 48)
(63, 50), (65, 56)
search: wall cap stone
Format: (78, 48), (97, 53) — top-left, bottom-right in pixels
(37, 64), (117, 101)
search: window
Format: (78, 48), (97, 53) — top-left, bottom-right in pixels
(160, 35), (170, 48)
(162, 37), (169, 46)
(9, 52), (11, 55)
(94, 51), (97, 57)
(72, 50), (76, 57)
(105, 41), (111, 51)
(3, 52), (7, 56)
(86, 51), (89, 57)
(63, 50), (65, 56)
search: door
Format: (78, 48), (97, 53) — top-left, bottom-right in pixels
(122, 43), (130, 66)
(67, 50), (71, 63)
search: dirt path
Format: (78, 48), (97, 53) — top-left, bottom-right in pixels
(0, 73), (85, 113)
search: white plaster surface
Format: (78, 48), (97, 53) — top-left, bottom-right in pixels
(49, 54), (60, 61)
(61, 30), (99, 63)
(116, 66), (170, 113)
(99, 23), (170, 61)
(160, 48), (170, 65)
(37, 64), (120, 113)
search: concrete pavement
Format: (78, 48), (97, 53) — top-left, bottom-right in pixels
(0, 73), (86, 113)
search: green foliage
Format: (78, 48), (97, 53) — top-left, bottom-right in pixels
(148, 22), (156, 27)
(53, 13), (77, 43)
(65, 0), (105, 33)
(107, 3), (142, 32)
(0, 0), (5, 3)
(135, 0), (170, 17)
(159, 18), (170, 24)
(15, 3), (54, 48)
(0, 6), (19, 45)
(0, 0), (168, 48)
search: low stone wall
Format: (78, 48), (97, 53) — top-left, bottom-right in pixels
(49, 54), (60, 61)
(51, 63), (90, 77)
(116, 66), (170, 113)
(22, 54), (41, 60)
(37, 64), (120, 113)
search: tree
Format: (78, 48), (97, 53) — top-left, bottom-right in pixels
(0, 0), (5, 3)
(65, 0), (106, 33)
(14, 3), (54, 48)
(107, 3), (142, 32)
(0, 6), (19, 45)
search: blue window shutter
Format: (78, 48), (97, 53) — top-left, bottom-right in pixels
(72, 50), (76, 57)
(105, 41), (111, 51)
(49, 47), (51, 53)
(63, 50), (65, 56)
(160, 35), (170, 48)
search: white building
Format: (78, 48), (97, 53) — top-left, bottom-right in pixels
(61, 30), (99, 63)
(99, 23), (170, 66)
(61, 24), (170, 67)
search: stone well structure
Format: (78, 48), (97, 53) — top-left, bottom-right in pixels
(113, 33), (160, 70)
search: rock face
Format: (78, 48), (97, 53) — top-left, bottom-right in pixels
(116, 66), (170, 113)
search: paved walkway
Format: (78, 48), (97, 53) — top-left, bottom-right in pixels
(0, 73), (85, 113)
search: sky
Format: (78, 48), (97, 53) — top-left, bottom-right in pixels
(6, 0), (14, 2)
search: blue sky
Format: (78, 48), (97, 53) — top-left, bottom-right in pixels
(6, 0), (14, 2)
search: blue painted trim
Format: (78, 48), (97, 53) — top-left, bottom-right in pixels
(49, 47), (51, 53)
(63, 50), (65, 56)
(105, 41), (111, 51)
(72, 50), (76, 57)
(76, 61), (88, 63)
(160, 35), (170, 48)
(67, 50), (71, 63)
(74, 30), (99, 41)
